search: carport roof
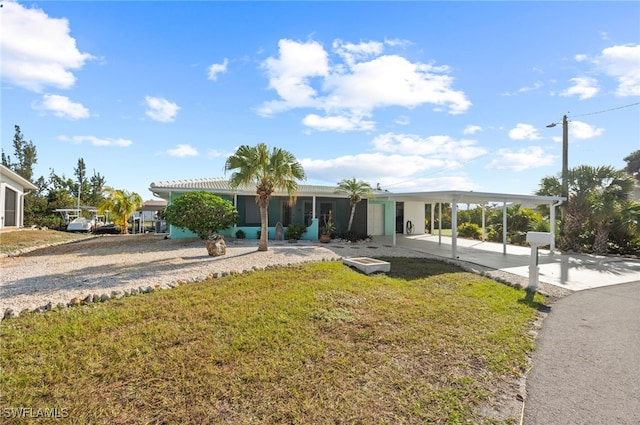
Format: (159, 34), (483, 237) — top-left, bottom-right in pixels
(379, 190), (565, 207)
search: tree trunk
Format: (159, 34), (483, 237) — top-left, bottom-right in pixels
(347, 204), (356, 232)
(593, 223), (609, 254)
(258, 201), (269, 251)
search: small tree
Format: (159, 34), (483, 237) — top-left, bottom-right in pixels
(164, 191), (238, 239)
(98, 187), (143, 235)
(336, 178), (374, 232)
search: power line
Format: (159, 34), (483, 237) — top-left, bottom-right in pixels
(570, 102), (640, 119)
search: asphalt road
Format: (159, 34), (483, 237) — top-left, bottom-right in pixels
(524, 280), (640, 425)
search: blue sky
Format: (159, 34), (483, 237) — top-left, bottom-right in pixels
(2, 1), (639, 202)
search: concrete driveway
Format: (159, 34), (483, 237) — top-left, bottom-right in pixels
(398, 235), (640, 292)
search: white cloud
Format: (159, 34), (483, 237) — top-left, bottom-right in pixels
(382, 175), (480, 192)
(301, 114), (375, 132)
(508, 124), (541, 140)
(258, 39), (329, 115)
(569, 120), (604, 140)
(371, 133), (486, 160)
(208, 58), (228, 81)
(258, 38), (471, 130)
(33, 94), (90, 119)
(332, 39), (384, 66)
(463, 125), (482, 135)
(166, 144), (198, 157)
(486, 146), (555, 171)
(323, 54), (470, 114)
(58, 135), (132, 147)
(1, 2), (93, 92)
(302, 153), (458, 183)
(593, 44), (640, 96)
(561, 77), (599, 100)
(144, 96), (180, 122)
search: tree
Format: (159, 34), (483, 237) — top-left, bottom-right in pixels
(74, 158), (90, 205)
(164, 192), (238, 239)
(89, 170), (106, 206)
(624, 150), (640, 182)
(1, 125), (38, 181)
(97, 187), (143, 234)
(336, 178), (373, 232)
(224, 143), (306, 251)
(536, 166), (634, 253)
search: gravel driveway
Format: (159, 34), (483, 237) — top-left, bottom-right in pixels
(0, 234), (432, 318)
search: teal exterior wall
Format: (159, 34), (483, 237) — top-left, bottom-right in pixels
(167, 192), (323, 240)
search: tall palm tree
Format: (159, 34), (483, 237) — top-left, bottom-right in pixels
(336, 178), (373, 232)
(225, 143), (305, 251)
(98, 187), (143, 234)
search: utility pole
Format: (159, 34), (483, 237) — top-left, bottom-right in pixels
(561, 114), (568, 206)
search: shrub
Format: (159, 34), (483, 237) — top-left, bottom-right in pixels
(235, 229), (246, 239)
(164, 192), (238, 239)
(285, 224), (307, 240)
(457, 222), (481, 239)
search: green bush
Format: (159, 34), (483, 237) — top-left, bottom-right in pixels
(235, 229), (246, 239)
(164, 192), (238, 239)
(285, 224), (307, 240)
(340, 230), (368, 242)
(457, 222), (481, 239)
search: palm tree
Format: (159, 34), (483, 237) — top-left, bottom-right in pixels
(224, 143), (306, 251)
(98, 187), (143, 234)
(536, 166), (634, 253)
(336, 178), (373, 232)
(582, 166), (634, 253)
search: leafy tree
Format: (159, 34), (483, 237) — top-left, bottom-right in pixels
(1, 125), (38, 181)
(624, 150), (640, 182)
(336, 178), (374, 232)
(225, 143), (306, 251)
(97, 187), (143, 234)
(164, 192), (238, 239)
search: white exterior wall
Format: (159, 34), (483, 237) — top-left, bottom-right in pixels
(0, 175), (25, 229)
(403, 201), (426, 234)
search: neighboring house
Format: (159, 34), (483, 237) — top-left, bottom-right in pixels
(150, 178), (390, 240)
(0, 164), (37, 229)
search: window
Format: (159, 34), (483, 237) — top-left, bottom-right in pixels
(245, 198), (260, 224)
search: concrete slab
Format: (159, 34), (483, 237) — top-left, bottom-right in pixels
(396, 234), (640, 292)
(343, 257), (391, 274)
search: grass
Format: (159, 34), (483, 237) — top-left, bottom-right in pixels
(0, 229), (90, 255)
(0, 258), (545, 424)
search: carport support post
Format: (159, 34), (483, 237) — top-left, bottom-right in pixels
(451, 197), (458, 259)
(502, 202), (508, 255)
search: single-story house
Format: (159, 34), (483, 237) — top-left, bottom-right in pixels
(0, 164), (37, 229)
(149, 178), (565, 257)
(150, 178), (390, 240)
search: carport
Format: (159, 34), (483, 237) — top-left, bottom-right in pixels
(379, 191), (565, 259)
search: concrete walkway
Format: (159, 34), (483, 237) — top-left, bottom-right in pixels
(392, 234), (640, 424)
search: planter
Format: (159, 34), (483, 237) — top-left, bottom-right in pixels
(319, 234), (331, 243)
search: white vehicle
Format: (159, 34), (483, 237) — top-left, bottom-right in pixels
(66, 217), (95, 233)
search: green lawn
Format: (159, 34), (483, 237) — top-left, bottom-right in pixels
(0, 229), (90, 255)
(0, 259), (544, 424)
